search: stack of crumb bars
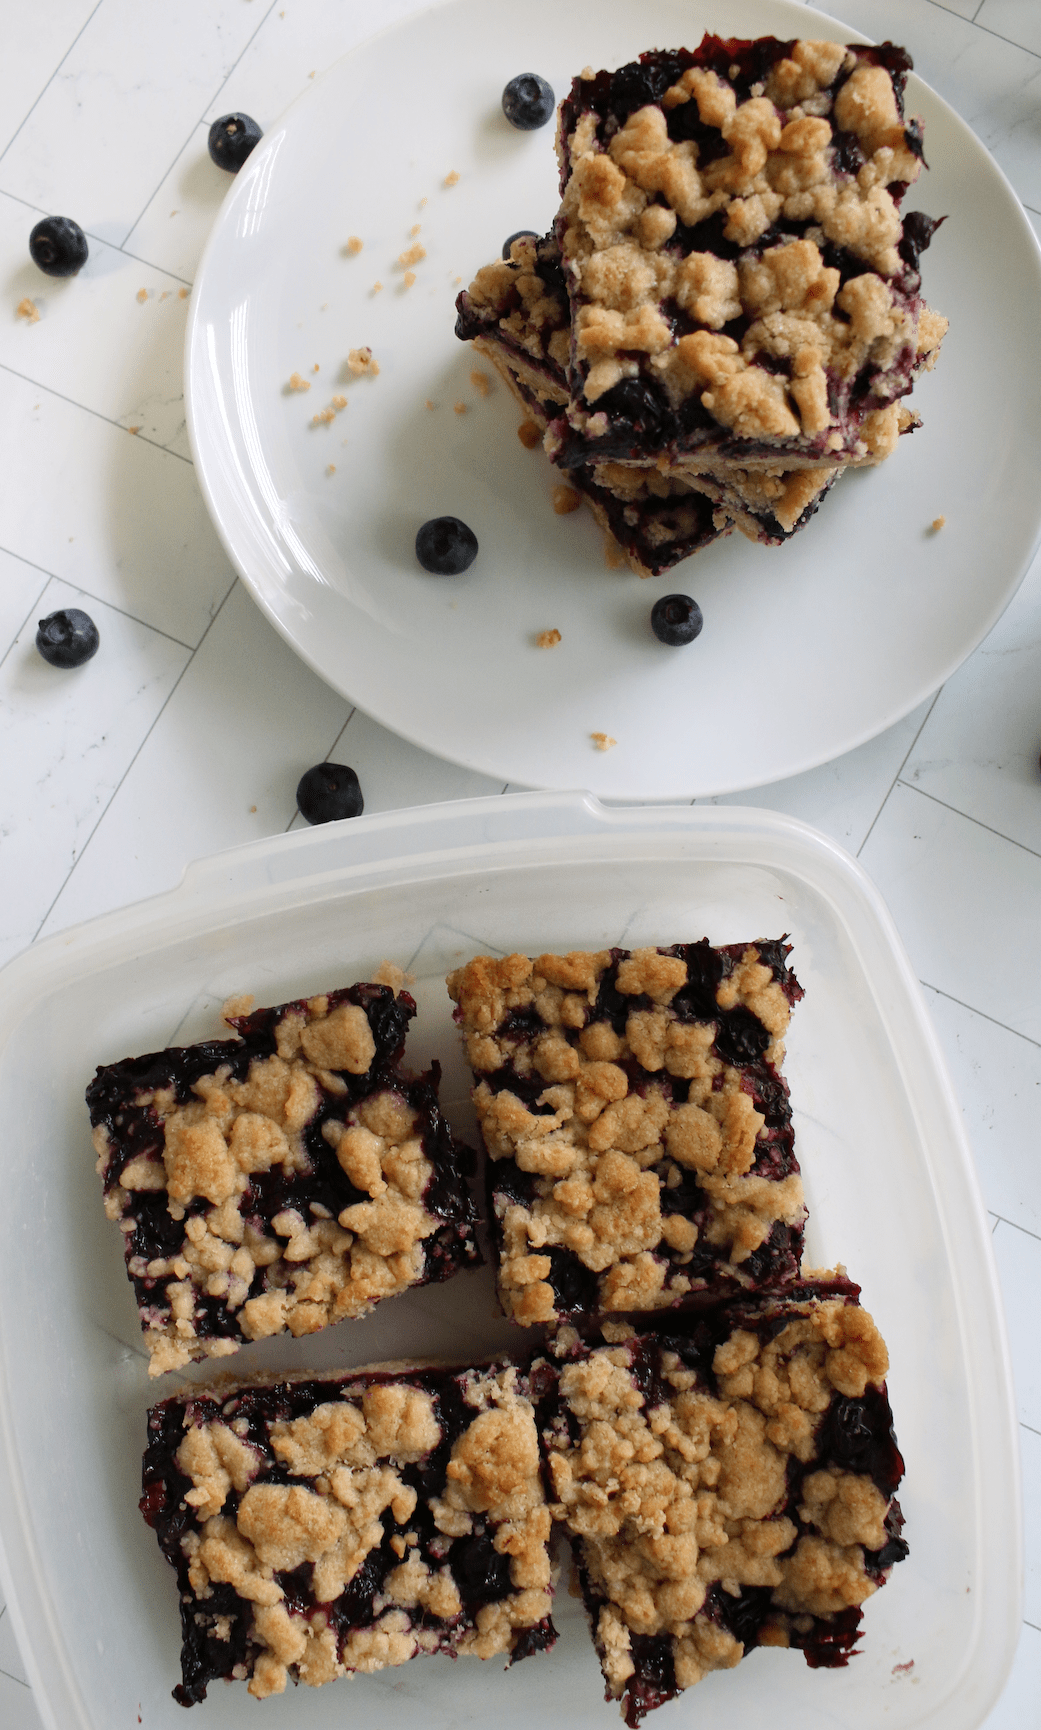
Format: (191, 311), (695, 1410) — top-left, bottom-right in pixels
(90, 939), (907, 1722)
(455, 36), (946, 575)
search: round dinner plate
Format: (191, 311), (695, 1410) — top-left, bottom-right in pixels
(186, 0), (1041, 799)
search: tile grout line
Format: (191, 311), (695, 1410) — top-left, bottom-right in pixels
(121, 0), (282, 248)
(854, 689), (943, 859)
(0, 0), (107, 169)
(923, 0), (1041, 59)
(991, 1212), (1041, 1247)
(920, 978), (1041, 1050)
(0, 362), (192, 462)
(0, 576), (52, 678)
(0, 543), (197, 654)
(893, 778), (1041, 865)
(0, 186), (193, 286)
(29, 577), (239, 946)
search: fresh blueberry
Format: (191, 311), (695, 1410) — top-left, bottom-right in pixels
(296, 763), (364, 824)
(415, 516), (478, 575)
(501, 74), (555, 131)
(29, 216), (88, 277)
(35, 608), (100, 668)
(502, 229), (538, 259)
(651, 594), (703, 646)
(208, 113), (263, 172)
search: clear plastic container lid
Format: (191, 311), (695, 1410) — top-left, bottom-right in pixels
(0, 792), (1020, 1730)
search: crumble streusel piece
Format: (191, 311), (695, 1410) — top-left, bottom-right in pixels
(88, 984), (480, 1375)
(537, 1274), (907, 1723)
(550, 38), (947, 474)
(142, 1359), (556, 1703)
(447, 942), (805, 1326)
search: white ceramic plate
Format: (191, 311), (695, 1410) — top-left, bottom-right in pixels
(185, 0), (1041, 799)
(0, 796), (1020, 1730)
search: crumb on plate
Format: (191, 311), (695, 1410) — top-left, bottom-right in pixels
(552, 485), (581, 516)
(591, 732), (617, 751)
(518, 420), (541, 449)
(536, 629), (562, 648)
(16, 297), (39, 323)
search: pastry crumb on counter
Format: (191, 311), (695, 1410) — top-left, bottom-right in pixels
(453, 401), (467, 415)
(518, 419), (541, 449)
(552, 485), (581, 515)
(591, 732), (617, 751)
(287, 372), (311, 392)
(403, 270), (417, 288)
(930, 515), (946, 531)
(347, 346), (379, 376)
(136, 287), (149, 303)
(399, 243), (426, 267)
(410, 223), (422, 238)
(178, 286), (189, 299)
(16, 297), (40, 322)
(443, 170), (460, 187)
(128, 425), (141, 435)
(312, 407), (336, 425)
(424, 398), (436, 410)
(470, 370), (491, 397)
(326, 464), (336, 476)
(345, 236), (364, 255)
(536, 629), (562, 648)
(372, 280), (384, 293)
(373, 960), (416, 990)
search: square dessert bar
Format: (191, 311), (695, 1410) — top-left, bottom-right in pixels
(87, 982), (480, 1375)
(549, 37), (947, 474)
(447, 942), (806, 1326)
(141, 1360), (556, 1703)
(455, 234), (880, 574)
(537, 1275), (907, 1724)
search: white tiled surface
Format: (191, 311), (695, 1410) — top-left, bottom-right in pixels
(1, 1), (1040, 1724)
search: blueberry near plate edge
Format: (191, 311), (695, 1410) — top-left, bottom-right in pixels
(208, 113), (263, 172)
(296, 763), (364, 824)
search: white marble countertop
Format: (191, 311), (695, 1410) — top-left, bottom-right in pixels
(1, 0), (1039, 1723)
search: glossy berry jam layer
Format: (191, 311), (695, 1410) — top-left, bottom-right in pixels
(87, 984), (480, 1375)
(142, 1360), (556, 1703)
(447, 941), (806, 1327)
(536, 1275), (907, 1725)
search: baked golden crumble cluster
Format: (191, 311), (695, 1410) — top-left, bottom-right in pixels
(142, 1362), (556, 1703)
(539, 1282), (906, 1724)
(455, 35), (947, 576)
(87, 983), (479, 1375)
(447, 941), (806, 1325)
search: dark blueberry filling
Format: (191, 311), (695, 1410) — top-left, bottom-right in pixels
(622, 1635), (676, 1727)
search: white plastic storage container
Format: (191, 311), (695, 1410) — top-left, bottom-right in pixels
(0, 793), (1020, 1730)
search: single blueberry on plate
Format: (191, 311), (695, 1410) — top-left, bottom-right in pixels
(29, 217), (88, 277)
(208, 113), (263, 172)
(415, 517), (478, 575)
(296, 763), (364, 824)
(36, 608), (100, 668)
(651, 594), (703, 646)
(501, 74), (555, 131)
(502, 229), (538, 259)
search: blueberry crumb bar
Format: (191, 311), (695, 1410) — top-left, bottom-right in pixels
(537, 1274), (907, 1724)
(141, 1359), (555, 1702)
(88, 983), (480, 1374)
(447, 942), (805, 1325)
